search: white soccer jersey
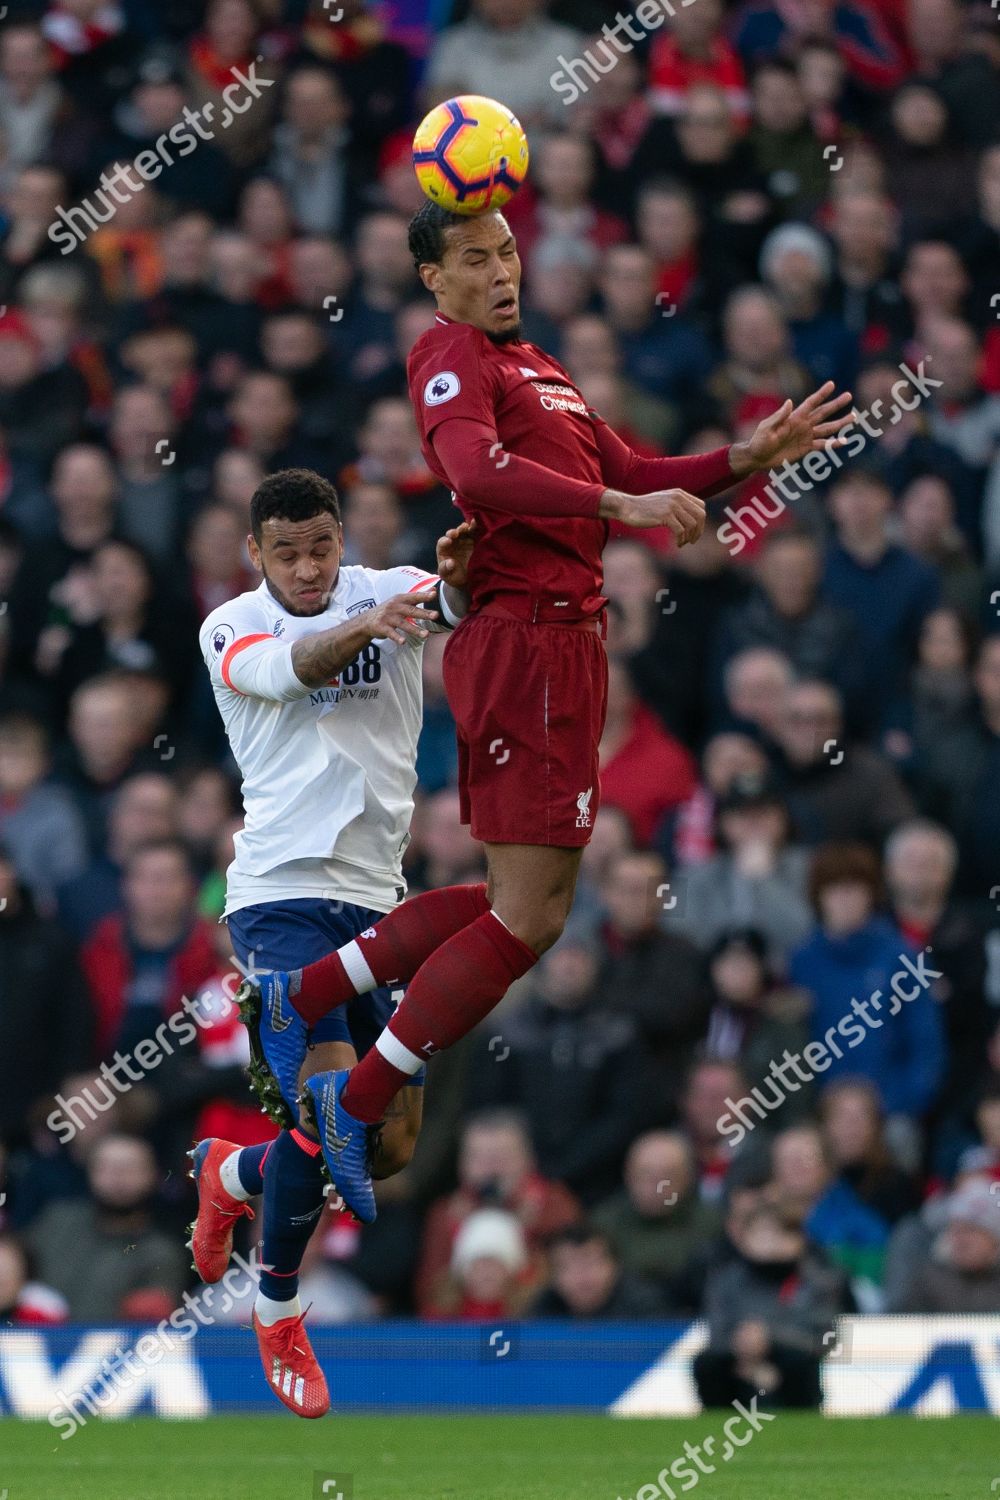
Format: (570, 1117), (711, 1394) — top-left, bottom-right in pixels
(199, 564), (447, 916)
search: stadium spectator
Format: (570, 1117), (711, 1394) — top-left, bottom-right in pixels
(747, 59), (829, 216)
(648, 0), (748, 122)
(823, 469), (941, 713)
(505, 132), (628, 278)
(897, 479), (981, 619)
(185, 504), (256, 621)
(599, 242), (715, 406)
(667, 731), (769, 869)
(423, 0), (582, 130)
(25, 1133), (186, 1322)
(7, 442), (116, 671)
(41, 539), (194, 715)
(0, 1232), (68, 1325)
(819, 1079), (921, 1227)
(471, 935), (644, 1204)
(708, 286), (811, 422)
(719, 647), (794, 747)
(681, 1059), (750, 1204)
(80, 837), (217, 1061)
(701, 928), (815, 1127)
(184, 0), (279, 169)
(788, 842), (945, 1126)
(591, 1131), (723, 1306)
(267, 67), (356, 237)
(433, 1207), (532, 1321)
(771, 679), (916, 846)
(759, 223), (858, 390)
(60, 673), (165, 851)
(713, 527), (865, 732)
(55, 772), (178, 942)
(692, 1201), (846, 1410)
(917, 635), (1000, 894)
(530, 1224), (666, 1319)
(108, 386), (184, 564)
(0, 847), (92, 1150)
(766, 1125), (890, 1291)
(415, 1110), (579, 1316)
(677, 775), (812, 962)
(907, 0), (1000, 148)
(599, 660), (698, 847)
(597, 850), (710, 1124)
(884, 819), (993, 1162)
(888, 1179), (1000, 1313)
(0, 712), (88, 910)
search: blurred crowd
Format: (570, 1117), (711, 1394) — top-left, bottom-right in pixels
(1, 0), (1000, 1410)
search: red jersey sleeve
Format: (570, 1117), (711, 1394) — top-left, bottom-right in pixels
(410, 326), (605, 520)
(410, 325), (502, 440)
(591, 415), (738, 501)
(430, 418), (605, 520)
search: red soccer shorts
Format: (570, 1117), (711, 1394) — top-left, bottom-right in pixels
(442, 611), (609, 847)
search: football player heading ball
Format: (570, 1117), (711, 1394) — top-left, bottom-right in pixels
(236, 105), (854, 1272)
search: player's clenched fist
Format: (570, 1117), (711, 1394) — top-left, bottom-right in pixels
(362, 589), (440, 645)
(600, 487), (706, 545)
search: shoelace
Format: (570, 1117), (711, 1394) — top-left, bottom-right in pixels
(210, 1198), (255, 1223)
(267, 1306), (313, 1362)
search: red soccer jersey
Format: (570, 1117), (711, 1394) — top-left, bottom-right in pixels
(407, 314), (609, 620)
(407, 313), (738, 622)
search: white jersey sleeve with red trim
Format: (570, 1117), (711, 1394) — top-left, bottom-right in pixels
(373, 565), (455, 633)
(199, 597), (312, 703)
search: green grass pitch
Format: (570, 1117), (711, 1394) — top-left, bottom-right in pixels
(3, 1412), (997, 1500)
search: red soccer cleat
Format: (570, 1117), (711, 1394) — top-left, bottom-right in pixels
(186, 1138), (256, 1284)
(252, 1308), (330, 1418)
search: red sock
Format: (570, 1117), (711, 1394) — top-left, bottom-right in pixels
(289, 883), (490, 1026)
(341, 911), (538, 1123)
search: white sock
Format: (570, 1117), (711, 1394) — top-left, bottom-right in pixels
(255, 1291), (302, 1326)
(339, 938), (377, 995)
(219, 1149), (253, 1202)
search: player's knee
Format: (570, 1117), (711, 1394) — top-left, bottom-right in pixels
(512, 901), (570, 957)
(372, 1118), (419, 1179)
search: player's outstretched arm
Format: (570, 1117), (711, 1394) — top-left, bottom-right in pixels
(594, 382), (854, 505)
(290, 592), (439, 689)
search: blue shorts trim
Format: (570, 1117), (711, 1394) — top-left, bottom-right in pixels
(226, 897), (425, 1085)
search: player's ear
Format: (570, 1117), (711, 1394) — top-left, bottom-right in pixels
(419, 262), (443, 295)
(247, 533), (263, 573)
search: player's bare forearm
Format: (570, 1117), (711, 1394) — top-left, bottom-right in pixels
(290, 590), (439, 688)
(290, 618), (381, 689)
(440, 581), (469, 624)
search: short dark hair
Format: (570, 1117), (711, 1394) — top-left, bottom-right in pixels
(408, 200), (471, 274)
(808, 841), (882, 910)
(548, 1223), (617, 1258)
(249, 468), (341, 543)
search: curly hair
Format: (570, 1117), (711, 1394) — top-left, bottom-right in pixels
(249, 468), (341, 543)
(408, 200), (472, 274)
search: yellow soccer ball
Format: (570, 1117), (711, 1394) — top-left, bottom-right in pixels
(412, 95), (530, 217)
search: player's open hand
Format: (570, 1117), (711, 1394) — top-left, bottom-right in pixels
(612, 488), (706, 545)
(364, 590), (439, 646)
(436, 520), (477, 591)
(733, 381), (854, 474)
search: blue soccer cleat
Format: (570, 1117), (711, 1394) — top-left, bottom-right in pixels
(236, 971), (307, 1131)
(300, 1069), (378, 1224)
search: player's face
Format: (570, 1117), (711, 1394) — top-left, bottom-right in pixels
(421, 213), (522, 342)
(249, 512), (344, 616)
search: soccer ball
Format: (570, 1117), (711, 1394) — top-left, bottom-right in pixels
(412, 95), (530, 217)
